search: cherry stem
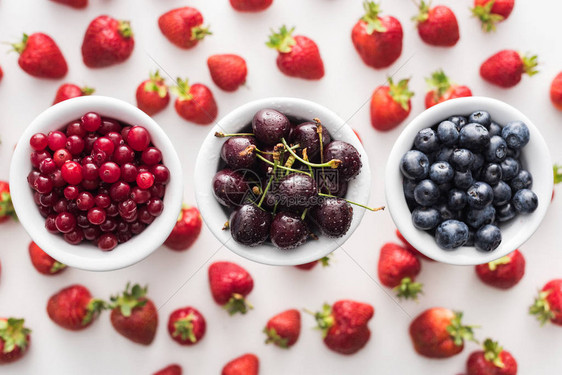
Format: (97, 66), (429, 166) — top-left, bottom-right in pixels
(214, 131), (254, 138)
(281, 138), (341, 169)
(258, 175), (274, 208)
(222, 221), (229, 230)
(318, 192), (385, 212)
(302, 148), (314, 176)
(255, 153), (311, 176)
(314, 118), (325, 164)
(301, 208), (308, 220)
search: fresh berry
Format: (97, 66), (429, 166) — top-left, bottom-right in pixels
(53, 83), (94, 104)
(475, 249), (525, 289)
(221, 136), (256, 169)
(270, 211), (308, 249)
(0, 318), (31, 364)
(294, 256), (331, 270)
(167, 306), (206, 345)
(264, 309), (301, 348)
(425, 70), (472, 108)
(208, 261), (254, 315)
(378, 243), (423, 299)
(252, 108), (291, 145)
(413, 2), (459, 47)
(158, 7), (211, 49)
(435, 220), (470, 249)
(212, 169), (250, 207)
(502, 121), (529, 149)
(370, 77), (414, 131)
(173, 79), (218, 125)
(550, 72), (562, 110)
(480, 50), (538, 88)
(81, 15), (135, 68)
(28, 241), (66, 275)
(289, 120), (331, 159)
(165, 205), (202, 251)
(221, 354), (259, 375)
(47, 284), (106, 330)
(472, 0), (515, 32)
(512, 189), (538, 213)
(400, 150), (429, 180)
(230, 0), (272, 12)
(323, 141), (363, 180)
(466, 338), (518, 375)
(136, 71), (170, 116)
(412, 207), (440, 230)
(153, 364), (183, 375)
(0, 182), (16, 224)
(11, 33), (68, 78)
(310, 198), (353, 238)
(230, 204), (272, 247)
(207, 54), (247, 92)
(530, 279), (562, 326)
(50, 0), (87, 8)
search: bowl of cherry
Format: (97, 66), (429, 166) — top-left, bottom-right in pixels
(194, 97), (375, 266)
(385, 96), (553, 266)
(9, 96), (183, 271)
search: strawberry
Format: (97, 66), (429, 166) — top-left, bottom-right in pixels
(466, 338), (517, 375)
(0, 318), (31, 364)
(11, 33), (68, 79)
(50, 0), (87, 8)
(409, 308), (477, 358)
(264, 309), (301, 348)
(550, 73), (562, 110)
(395, 229), (434, 262)
(158, 7), (211, 49)
(230, 0), (273, 12)
(136, 71), (170, 116)
(475, 249), (525, 289)
(378, 242), (423, 300)
(164, 205), (202, 251)
(370, 77), (414, 131)
(294, 255), (331, 270)
(207, 54), (248, 92)
(167, 306), (206, 345)
(208, 261), (254, 315)
(310, 300), (374, 355)
(28, 241), (66, 275)
(413, 1), (459, 47)
(351, 2), (403, 69)
(529, 279), (562, 326)
(47, 284), (106, 330)
(266, 26), (325, 80)
(472, 0), (515, 32)
(109, 283), (158, 345)
(154, 364), (182, 375)
(353, 129), (363, 144)
(480, 50), (538, 88)
(222, 353), (259, 375)
(53, 83), (94, 105)
(425, 70), (472, 109)
(173, 79), (218, 125)
(0, 182), (16, 224)
(81, 15), (134, 68)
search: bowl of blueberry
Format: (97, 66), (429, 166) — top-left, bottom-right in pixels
(9, 96), (183, 271)
(194, 97), (375, 266)
(385, 96), (553, 265)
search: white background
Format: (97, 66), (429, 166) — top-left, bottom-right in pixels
(0, 0), (561, 374)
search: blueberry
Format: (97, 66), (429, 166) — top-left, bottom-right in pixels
(448, 115), (468, 130)
(414, 128), (440, 153)
(435, 202), (458, 221)
(480, 163), (502, 186)
(454, 170), (474, 189)
(488, 122), (502, 137)
(500, 157), (520, 180)
(506, 147), (520, 159)
(484, 135), (507, 163)
(450, 148), (475, 171)
(435, 147), (454, 163)
(403, 178), (417, 200)
(438, 182), (453, 194)
(496, 203), (517, 222)
(510, 170), (533, 191)
(492, 181), (512, 205)
(465, 229), (475, 246)
(429, 162), (454, 184)
(412, 207), (441, 230)
(465, 205), (496, 229)
(400, 150), (429, 180)
(475, 224), (502, 252)
(512, 189), (538, 214)
(471, 153), (485, 172)
(502, 121), (530, 149)
(468, 110), (492, 127)
(466, 182), (494, 209)
(459, 123), (490, 151)
(447, 189), (467, 210)
(414, 179), (440, 207)
(436, 121), (459, 145)
(435, 220), (469, 249)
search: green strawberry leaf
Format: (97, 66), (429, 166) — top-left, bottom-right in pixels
(0, 318), (31, 354)
(224, 293), (253, 315)
(446, 311), (479, 346)
(311, 303), (335, 339)
(471, 0), (505, 32)
(191, 26), (212, 41)
(521, 53), (539, 76)
(554, 164), (562, 185)
(173, 313), (197, 343)
(483, 338), (505, 368)
(118, 20), (133, 38)
(388, 77), (414, 112)
(266, 25), (297, 53)
(171, 78), (193, 101)
(83, 299), (109, 325)
(412, 0), (430, 24)
(487, 255), (511, 271)
(529, 290), (555, 325)
(109, 283), (148, 318)
(361, 1), (386, 34)
(264, 327), (289, 348)
(393, 277), (423, 300)
(49, 261), (67, 274)
(425, 69), (452, 101)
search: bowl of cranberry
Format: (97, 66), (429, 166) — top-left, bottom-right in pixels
(9, 96), (183, 271)
(194, 97), (374, 266)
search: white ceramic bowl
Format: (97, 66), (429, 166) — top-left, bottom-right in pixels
(9, 96), (183, 271)
(386, 96), (553, 265)
(194, 97), (370, 266)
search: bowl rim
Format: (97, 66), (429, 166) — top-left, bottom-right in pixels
(194, 96), (371, 266)
(9, 96), (183, 271)
(385, 96), (553, 265)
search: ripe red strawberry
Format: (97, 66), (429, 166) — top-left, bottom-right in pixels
(294, 255), (331, 270)
(550, 73), (562, 110)
(267, 26), (325, 80)
(110, 283), (158, 345)
(81, 15), (134, 68)
(47, 284), (106, 330)
(472, 0), (514, 32)
(466, 338), (517, 375)
(311, 300), (374, 355)
(50, 0), (88, 8)
(53, 83), (94, 105)
(11, 33), (68, 78)
(264, 309), (301, 348)
(136, 71), (170, 116)
(425, 70), (472, 109)
(207, 54), (248, 92)
(480, 50), (538, 88)
(413, 2), (459, 47)
(0, 318), (31, 364)
(167, 306), (206, 345)
(230, 0), (273, 12)
(164, 205), (202, 251)
(173, 79), (218, 125)
(530, 279), (562, 326)
(28, 241), (66, 275)
(158, 7), (211, 49)
(395, 229), (434, 262)
(378, 242), (423, 300)
(208, 261), (254, 315)
(222, 353), (259, 375)
(370, 77), (414, 131)
(351, 2), (403, 69)
(475, 249), (525, 289)
(153, 364), (182, 375)
(0, 181), (16, 224)
(409, 308), (477, 358)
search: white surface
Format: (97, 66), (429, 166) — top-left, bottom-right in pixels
(0, 0), (561, 374)
(386, 96), (553, 265)
(194, 97), (370, 266)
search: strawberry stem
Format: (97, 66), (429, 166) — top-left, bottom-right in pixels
(172, 78), (193, 101)
(425, 70), (452, 102)
(173, 313), (197, 343)
(50, 261), (67, 274)
(530, 290), (555, 325)
(471, 0), (504, 32)
(388, 77), (414, 112)
(191, 26), (212, 41)
(483, 338), (505, 368)
(520, 53), (539, 76)
(361, 1), (386, 34)
(553, 164), (562, 184)
(110, 283), (148, 317)
(446, 312), (479, 346)
(487, 255), (511, 271)
(309, 304), (335, 339)
(83, 299), (108, 325)
(118, 20), (133, 38)
(412, 0), (430, 24)
(10, 33), (28, 54)
(0, 318), (31, 354)
(264, 327), (289, 348)
(393, 277), (423, 300)
(266, 25), (297, 53)
(81, 86), (95, 96)
(224, 293), (253, 315)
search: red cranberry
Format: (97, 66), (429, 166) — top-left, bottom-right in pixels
(123, 211), (138, 223)
(47, 131), (67, 151)
(64, 228), (84, 245)
(34, 174), (54, 194)
(147, 199), (164, 217)
(99, 162), (121, 183)
(83, 133), (98, 154)
(67, 200), (79, 214)
(30, 133), (48, 151)
(53, 199), (69, 213)
(97, 233), (118, 251)
(118, 198), (137, 216)
(94, 193), (111, 208)
(106, 203), (119, 217)
(39, 192), (58, 207)
(92, 151), (108, 167)
(81, 178), (100, 191)
(137, 165), (149, 174)
(33, 191), (42, 205)
(76, 191), (95, 211)
(149, 183), (166, 198)
(81, 112), (102, 132)
(93, 137), (115, 155)
(81, 156), (94, 165)
(28, 170), (41, 188)
(82, 163), (99, 180)
(76, 213), (90, 228)
(117, 221), (129, 232)
(136, 172), (155, 189)
(61, 161), (83, 185)
(49, 170), (66, 188)
(31, 150), (51, 168)
(126, 126), (150, 151)
(130, 187), (151, 204)
(38, 205), (53, 217)
(83, 226), (101, 241)
(130, 221), (146, 235)
(87, 207), (106, 225)
(65, 135), (85, 155)
(99, 118), (122, 134)
(64, 185), (80, 200)
(113, 145), (135, 165)
(106, 132), (123, 147)
(39, 158), (56, 174)
(55, 212), (76, 233)
(141, 147), (162, 165)
(99, 217), (118, 232)
(109, 181), (131, 202)
(66, 121), (87, 137)
(150, 165), (170, 184)
(117, 231), (132, 244)
(45, 214), (59, 233)
(121, 126), (131, 140)
(53, 149), (72, 167)
(138, 206), (155, 225)
(120, 163), (138, 182)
